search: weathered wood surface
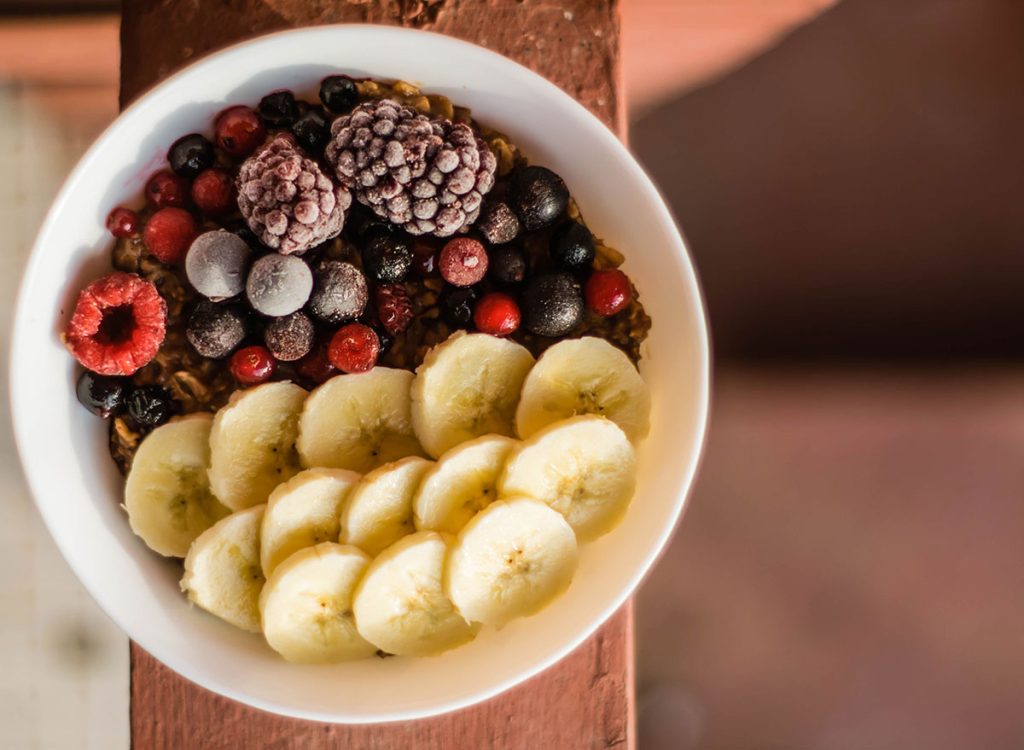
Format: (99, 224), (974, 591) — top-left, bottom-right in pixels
(123, 1), (632, 748)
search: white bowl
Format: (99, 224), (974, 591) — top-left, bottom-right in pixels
(10, 26), (709, 723)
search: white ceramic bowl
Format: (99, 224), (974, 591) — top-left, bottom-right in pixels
(10, 26), (709, 723)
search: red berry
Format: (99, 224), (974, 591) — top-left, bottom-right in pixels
(295, 343), (337, 385)
(106, 207), (139, 238)
(230, 345), (276, 385)
(473, 291), (521, 336)
(215, 105), (266, 157)
(190, 168), (236, 217)
(411, 239), (439, 276)
(143, 207), (198, 264)
(145, 170), (189, 208)
(328, 323), (380, 374)
(375, 284), (414, 335)
(64, 272), (167, 376)
(585, 268), (633, 316)
(439, 238), (488, 287)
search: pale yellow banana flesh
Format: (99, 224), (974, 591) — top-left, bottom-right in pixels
(341, 456), (433, 557)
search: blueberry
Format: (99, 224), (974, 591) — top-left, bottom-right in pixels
(75, 371), (126, 418)
(264, 311), (314, 362)
(442, 286), (478, 329)
(477, 201), (520, 245)
(522, 272), (583, 337)
(259, 90), (299, 128)
(127, 385), (175, 429)
(320, 75), (359, 113)
(507, 166), (569, 232)
(488, 246), (527, 285)
(167, 134), (214, 178)
(186, 301), (246, 359)
(347, 206), (395, 245)
(362, 235), (412, 284)
(308, 260), (368, 324)
(370, 322), (394, 356)
(550, 221), (595, 271)
(291, 107), (330, 154)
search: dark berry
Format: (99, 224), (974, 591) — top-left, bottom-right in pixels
(106, 207), (139, 238)
(75, 371), (126, 418)
(225, 219), (261, 249)
(308, 260), (368, 324)
(320, 75), (359, 113)
(190, 168), (236, 217)
(126, 385), (174, 428)
(230, 345), (276, 385)
(64, 272), (167, 376)
(522, 272), (584, 337)
(442, 286), (478, 329)
(259, 90), (299, 128)
(477, 201), (520, 245)
(186, 301), (246, 359)
(291, 108), (330, 154)
(295, 343), (337, 385)
(371, 323), (394, 356)
(411, 240), (439, 276)
(346, 207), (396, 245)
(439, 238), (488, 287)
(143, 207), (198, 264)
(145, 170), (189, 208)
(474, 292), (520, 337)
(185, 230), (251, 301)
(362, 235), (412, 284)
(246, 254), (313, 317)
(167, 133), (214, 178)
(585, 268), (633, 316)
(507, 166), (569, 231)
(551, 221), (595, 271)
(488, 246), (527, 285)
(375, 284), (413, 335)
(328, 323), (380, 374)
(214, 105), (265, 157)
(264, 311), (314, 362)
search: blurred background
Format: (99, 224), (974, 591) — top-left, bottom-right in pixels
(2, 0), (1023, 748)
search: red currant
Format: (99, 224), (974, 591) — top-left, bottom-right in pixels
(230, 345), (276, 385)
(439, 238), (488, 287)
(214, 105), (266, 157)
(142, 207), (197, 265)
(585, 268), (633, 316)
(473, 292), (520, 337)
(145, 170), (189, 208)
(106, 207), (139, 238)
(328, 323), (380, 374)
(191, 168), (236, 217)
(295, 343), (337, 385)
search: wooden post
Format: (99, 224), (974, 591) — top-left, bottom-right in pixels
(122, 3), (632, 747)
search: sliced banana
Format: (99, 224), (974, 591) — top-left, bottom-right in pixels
(413, 435), (516, 534)
(500, 415), (636, 542)
(515, 337), (650, 443)
(260, 468), (361, 577)
(445, 497), (578, 627)
(340, 456), (433, 556)
(353, 531), (479, 656)
(180, 505), (266, 633)
(411, 331), (535, 458)
(297, 368), (425, 474)
(259, 542), (375, 663)
(208, 381), (307, 511)
(125, 413), (230, 558)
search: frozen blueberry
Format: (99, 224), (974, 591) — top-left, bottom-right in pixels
(488, 246), (527, 285)
(308, 260), (368, 324)
(126, 385), (175, 429)
(507, 166), (569, 231)
(259, 90), (299, 128)
(186, 301), (246, 359)
(442, 286), (478, 329)
(185, 230), (251, 301)
(320, 75), (359, 113)
(362, 235), (412, 284)
(291, 107), (330, 154)
(477, 201), (520, 245)
(522, 272), (583, 337)
(167, 134), (214, 179)
(75, 371), (126, 418)
(264, 311), (315, 362)
(246, 254), (313, 317)
(550, 221), (595, 272)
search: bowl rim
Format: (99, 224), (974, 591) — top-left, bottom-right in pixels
(10, 23), (711, 722)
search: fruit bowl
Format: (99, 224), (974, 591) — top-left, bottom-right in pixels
(10, 26), (710, 722)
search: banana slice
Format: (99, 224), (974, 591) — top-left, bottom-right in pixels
(297, 368), (425, 474)
(340, 456), (433, 556)
(180, 505), (266, 632)
(125, 413), (230, 558)
(353, 531), (479, 656)
(260, 468), (361, 577)
(259, 542), (375, 663)
(208, 381), (307, 511)
(445, 497), (578, 627)
(499, 415), (636, 542)
(515, 337), (650, 443)
(413, 435), (516, 534)
(411, 331), (535, 458)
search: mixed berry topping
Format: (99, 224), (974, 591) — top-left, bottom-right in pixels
(126, 384), (174, 428)
(319, 75), (359, 114)
(308, 260), (368, 324)
(551, 221), (595, 272)
(185, 230), (250, 301)
(522, 272), (583, 337)
(230, 345), (276, 385)
(143, 207), (198, 265)
(507, 165), (569, 231)
(214, 105), (266, 157)
(329, 322), (380, 374)
(106, 207), (139, 239)
(191, 168), (236, 217)
(168, 133), (215, 178)
(246, 253), (313, 317)
(75, 371), (127, 418)
(439, 238), (488, 287)
(474, 291), (520, 337)
(362, 235), (412, 284)
(264, 311), (315, 362)
(585, 268), (633, 317)
(145, 170), (189, 208)
(186, 300), (246, 359)
(375, 284), (414, 336)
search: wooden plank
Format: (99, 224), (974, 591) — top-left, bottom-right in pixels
(122, 1), (632, 748)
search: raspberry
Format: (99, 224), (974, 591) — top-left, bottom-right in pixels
(214, 105), (266, 157)
(375, 284), (413, 335)
(145, 170), (189, 208)
(64, 272), (167, 376)
(143, 207), (198, 264)
(191, 168), (236, 217)
(230, 345), (276, 385)
(473, 292), (520, 337)
(328, 323), (380, 374)
(106, 207), (139, 238)
(439, 238), (488, 287)
(585, 269), (633, 316)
